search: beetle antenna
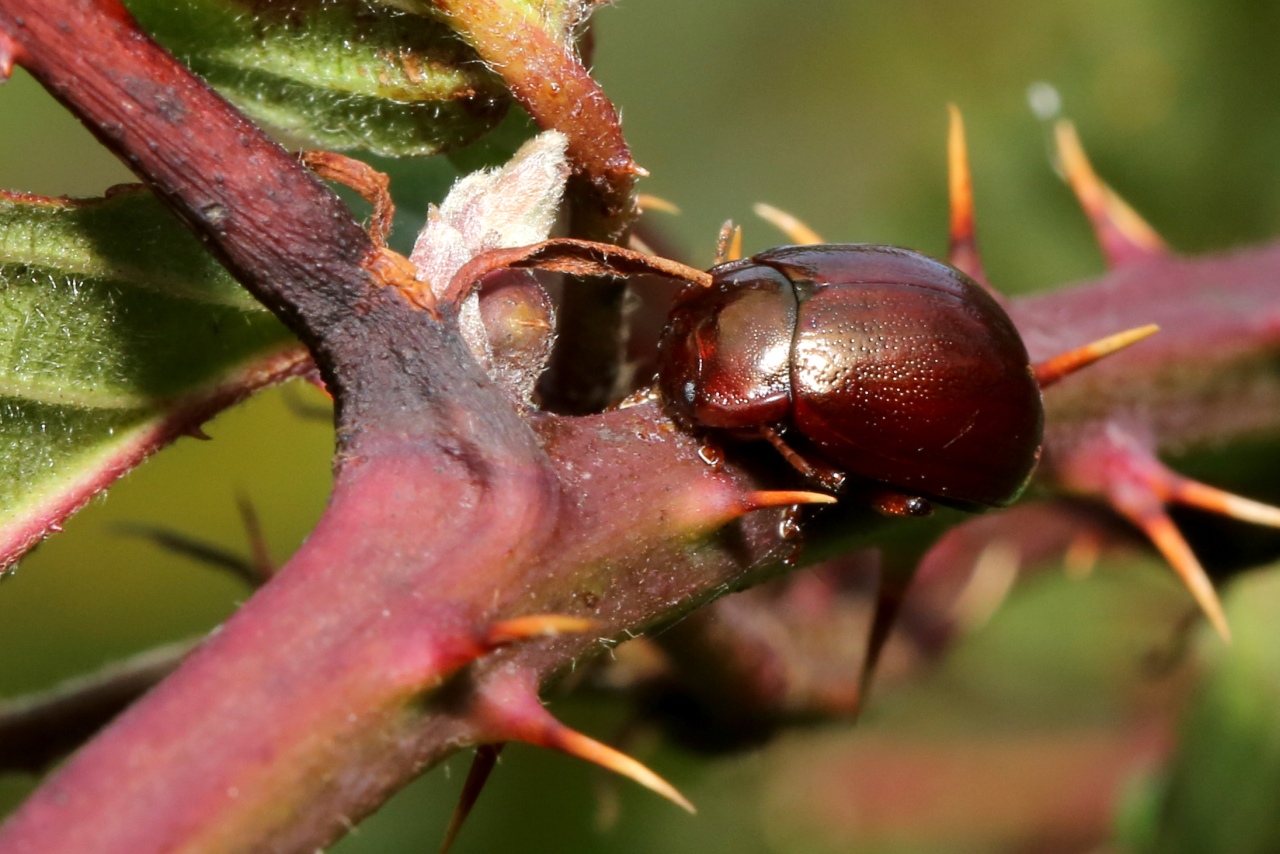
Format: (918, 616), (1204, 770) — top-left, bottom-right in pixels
(1035, 324), (1160, 388)
(753, 202), (824, 245)
(445, 239), (713, 303)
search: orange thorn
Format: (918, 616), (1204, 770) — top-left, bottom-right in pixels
(636, 194), (681, 215)
(1131, 509), (1231, 642)
(1166, 477), (1280, 528)
(726, 224), (743, 263)
(945, 105), (989, 286)
(483, 615), (598, 647)
(742, 489), (838, 510)
(627, 233), (658, 256)
(1063, 529), (1102, 579)
(542, 722), (695, 814)
(752, 202), (824, 245)
(439, 743), (504, 854)
(1035, 324), (1159, 388)
(1055, 121), (1167, 266)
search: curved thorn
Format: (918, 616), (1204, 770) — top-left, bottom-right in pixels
(483, 615), (598, 648)
(1054, 121), (1167, 266)
(636, 193), (680, 215)
(1035, 324), (1160, 388)
(1138, 510), (1231, 643)
(540, 722), (696, 814)
(753, 202), (824, 245)
(1107, 481), (1231, 642)
(945, 104), (990, 288)
(439, 744), (504, 854)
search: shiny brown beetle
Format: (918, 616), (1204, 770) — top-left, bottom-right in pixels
(656, 243), (1044, 512)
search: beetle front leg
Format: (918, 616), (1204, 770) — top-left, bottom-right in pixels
(759, 425), (847, 493)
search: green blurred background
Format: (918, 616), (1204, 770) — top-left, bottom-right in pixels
(2, 0), (1280, 851)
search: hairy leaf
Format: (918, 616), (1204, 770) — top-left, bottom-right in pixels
(124, 0), (510, 156)
(0, 188), (304, 570)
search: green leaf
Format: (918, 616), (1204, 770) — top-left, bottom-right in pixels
(1144, 566), (1280, 854)
(0, 188), (303, 569)
(124, 0), (510, 157)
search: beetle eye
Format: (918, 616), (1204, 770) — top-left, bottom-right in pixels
(682, 380), (696, 404)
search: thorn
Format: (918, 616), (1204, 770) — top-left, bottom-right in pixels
(1166, 477), (1280, 528)
(1063, 530), (1102, 579)
(713, 220), (738, 266)
(627, 233), (658, 256)
(0, 34), (19, 83)
(752, 202), (824, 245)
(858, 564), (913, 713)
(741, 490), (838, 510)
(116, 523), (260, 586)
(483, 615), (598, 648)
(1054, 121), (1167, 267)
(1035, 324), (1160, 388)
(636, 194), (680, 215)
(950, 540), (1020, 631)
(945, 104), (990, 288)
(1060, 429), (1235, 641)
(1124, 504), (1231, 643)
(439, 744), (504, 854)
(539, 721), (695, 814)
(182, 424), (211, 441)
(235, 493), (274, 581)
(726, 224), (743, 263)
(474, 673), (693, 813)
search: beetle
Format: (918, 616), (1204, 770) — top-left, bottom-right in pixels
(656, 243), (1044, 513)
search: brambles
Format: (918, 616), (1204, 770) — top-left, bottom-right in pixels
(0, 2), (1279, 854)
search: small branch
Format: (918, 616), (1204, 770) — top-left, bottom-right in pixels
(0, 640), (194, 774)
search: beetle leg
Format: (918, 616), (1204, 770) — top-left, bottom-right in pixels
(759, 425), (847, 493)
(866, 490), (933, 518)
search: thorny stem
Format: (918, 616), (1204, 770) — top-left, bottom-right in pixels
(0, 2), (883, 852)
(2, 3), (1280, 854)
